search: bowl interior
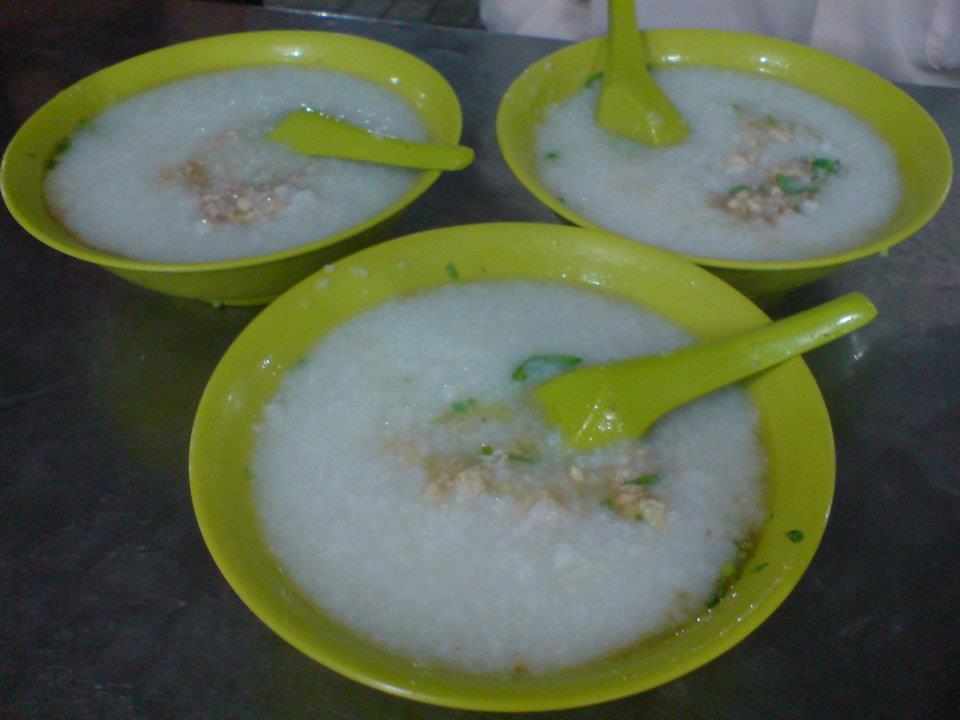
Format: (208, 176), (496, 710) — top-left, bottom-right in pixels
(189, 222), (834, 711)
(1, 30), (464, 273)
(496, 30), (952, 275)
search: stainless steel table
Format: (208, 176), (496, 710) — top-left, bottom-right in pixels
(2, 2), (957, 717)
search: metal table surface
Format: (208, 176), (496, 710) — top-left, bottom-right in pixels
(2, 2), (957, 718)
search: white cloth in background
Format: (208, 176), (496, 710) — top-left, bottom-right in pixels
(480, 0), (960, 87)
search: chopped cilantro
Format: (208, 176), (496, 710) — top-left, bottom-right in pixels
(764, 114), (779, 126)
(444, 262), (459, 280)
(544, 151), (559, 160)
(585, 71), (604, 88)
(480, 444), (494, 456)
(812, 157), (841, 174)
(512, 354), (582, 382)
(451, 398), (476, 413)
(507, 452), (537, 463)
(751, 562), (769, 573)
(628, 473), (660, 485)
(728, 184), (752, 195)
(786, 529), (805, 543)
(635, 514), (644, 522)
(776, 174), (817, 194)
(708, 551), (752, 610)
(46, 137), (75, 171)
(599, 498), (614, 511)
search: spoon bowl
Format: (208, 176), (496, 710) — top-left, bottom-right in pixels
(269, 110), (475, 170)
(535, 292), (876, 449)
(596, 0), (689, 145)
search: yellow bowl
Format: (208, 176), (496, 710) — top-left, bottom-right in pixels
(0, 30), (464, 305)
(496, 30), (952, 298)
(190, 222), (835, 711)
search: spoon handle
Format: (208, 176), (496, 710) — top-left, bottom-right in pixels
(632, 291), (877, 407)
(537, 292), (876, 448)
(644, 293), (877, 388)
(269, 110), (475, 170)
(607, 0), (644, 63)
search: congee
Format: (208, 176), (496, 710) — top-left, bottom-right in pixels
(252, 280), (768, 674)
(537, 67), (900, 261)
(44, 67), (426, 263)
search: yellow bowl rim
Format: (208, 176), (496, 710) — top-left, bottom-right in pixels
(495, 28), (953, 273)
(189, 221), (836, 711)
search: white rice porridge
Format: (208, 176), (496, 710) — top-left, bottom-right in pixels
(253, 280), (767, 674)
(537, 67), (900, 261)
(44, 67), (426, 263)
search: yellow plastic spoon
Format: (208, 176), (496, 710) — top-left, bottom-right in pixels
(268, 110), (475, 170)
(534, 292), (876, 450)
(596, 0), (689, 145)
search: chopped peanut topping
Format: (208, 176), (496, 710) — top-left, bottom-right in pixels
(710, 110), (840, 226)
(424, 463), (494, 505)
(610, 483), (668, 529)
(408, 438), (665, 528)
(391, 397), (665, 526)
(712, 157), (839, 225)
(161, 130), (305, 225)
